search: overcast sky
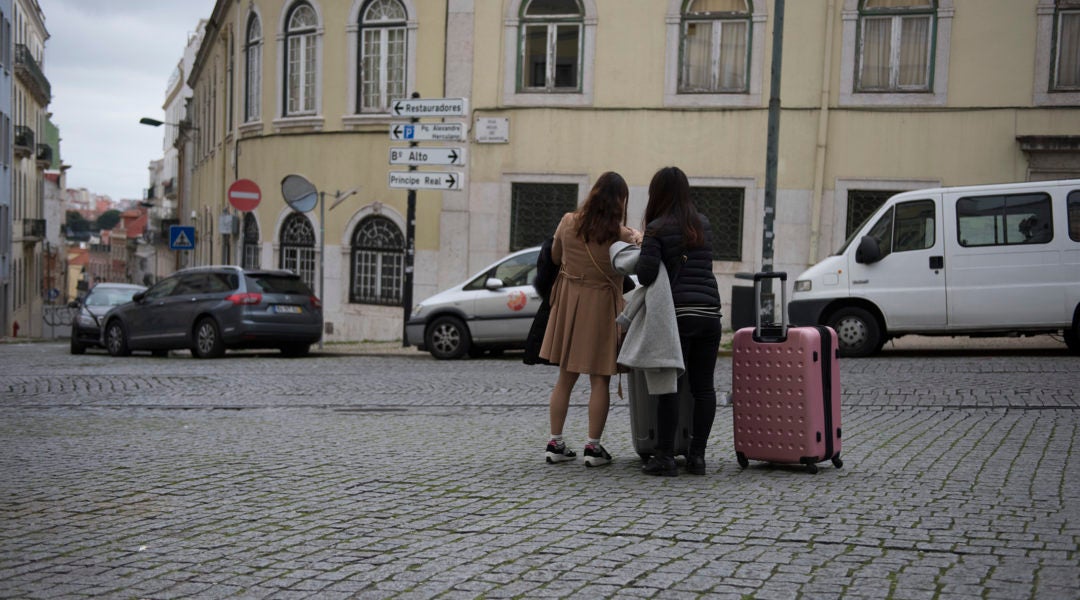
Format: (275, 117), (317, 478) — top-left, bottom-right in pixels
(39, 0), (216, 201)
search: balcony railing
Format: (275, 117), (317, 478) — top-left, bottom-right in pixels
(36, 143), (52, 168)
(15, 44), (51, 105)
(22, 218), (46, 240)
(14, 125), (33, 158)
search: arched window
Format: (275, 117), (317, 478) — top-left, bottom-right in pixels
(1054, 0), (1080, 90)
(680, 0), (752, 93)
(244, 13), (262, 122)
(285, 2), (318, 115)
(350, 216), (404, 305)
(242, 212), (260, 269)
(358, 0), (407, 112)
(856, 0), (935, 92)
(279, 213), (317, 291)
(519, 0), (583, 92)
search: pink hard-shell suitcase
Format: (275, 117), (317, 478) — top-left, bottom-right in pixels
(731, 272), (843, 474)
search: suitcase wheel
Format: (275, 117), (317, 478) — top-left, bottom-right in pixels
(736, 452), (748, 469)
(806, 462), (820, 475)
(832, 456), (844, 469)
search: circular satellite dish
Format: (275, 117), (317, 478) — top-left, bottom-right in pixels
(281, 174), (318, 213)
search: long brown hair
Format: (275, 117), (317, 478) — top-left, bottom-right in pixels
(643, 166), (703, 248)
(575, 171), (629, 244)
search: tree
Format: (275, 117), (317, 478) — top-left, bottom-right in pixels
(65, 211), (92, 241)
(95, 209), (122, 231)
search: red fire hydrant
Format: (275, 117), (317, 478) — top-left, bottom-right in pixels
(12, 321), (19, 337)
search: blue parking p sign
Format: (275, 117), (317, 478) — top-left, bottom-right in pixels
(169, 225), (196, 251)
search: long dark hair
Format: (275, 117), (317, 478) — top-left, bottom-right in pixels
(643, 166), (703, 248)
(576, 171), (629, 244)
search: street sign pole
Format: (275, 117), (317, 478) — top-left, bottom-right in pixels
(761, 0), (785, 322)
(402, 93), (419, 347)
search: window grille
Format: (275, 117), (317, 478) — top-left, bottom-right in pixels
(279, 213), (316, 290)
(510, 182), (578, 250)
(242, 213), (260, 269)
(690, 187), (744, 261)
(847, 189), (901, 238)
(350, 216), (404, 305)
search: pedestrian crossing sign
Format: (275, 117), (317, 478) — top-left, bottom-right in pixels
(169, 225), (196, 251)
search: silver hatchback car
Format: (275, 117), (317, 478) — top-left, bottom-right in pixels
(406, 247), (541, 359)
(101, 266), (323, 358)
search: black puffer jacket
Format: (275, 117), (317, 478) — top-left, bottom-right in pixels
(636, 213), (721, 308)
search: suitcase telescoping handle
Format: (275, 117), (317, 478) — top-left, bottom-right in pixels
(753, 271), (788, 343)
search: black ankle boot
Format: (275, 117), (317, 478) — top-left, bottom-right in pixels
(642, 451), (677, 477)
(686, 453), (707, 475)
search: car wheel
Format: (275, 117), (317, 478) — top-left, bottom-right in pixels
(1066, 328), (1079, 354)
(70, 334), (86, 355)
(192, 317), (226, 359)
(827, 306), (882, 358)
(1065, 312), (1080, 355)
(105, 320), (131, 357)
(425, 315), (470, 360)
(281, 343), (311, 357)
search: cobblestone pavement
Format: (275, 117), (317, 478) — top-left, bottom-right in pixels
(1, 341), (1078, 599)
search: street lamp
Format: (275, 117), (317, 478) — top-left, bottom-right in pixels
(138, 117), (198, 129)
(140, 116), (198, 270)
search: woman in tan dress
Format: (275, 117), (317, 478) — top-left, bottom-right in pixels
(541, 171), (641, 467)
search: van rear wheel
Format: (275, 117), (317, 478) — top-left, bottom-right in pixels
(827, 306), (882, 358)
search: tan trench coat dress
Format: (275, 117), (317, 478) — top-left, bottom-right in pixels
(539, 212), (639, 375)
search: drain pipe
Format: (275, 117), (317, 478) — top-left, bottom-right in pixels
(809, 0), (837, 265)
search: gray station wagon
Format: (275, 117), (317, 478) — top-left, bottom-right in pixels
(100, 266), (323, 358)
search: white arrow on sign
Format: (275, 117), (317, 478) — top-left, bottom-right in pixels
(389, 122), (467, 142)
(388, 171), (463, 191)
(389, 147), (465, 166)
(390, 97), (468, 118)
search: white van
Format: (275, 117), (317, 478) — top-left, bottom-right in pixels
(789, 179), (1080, 357)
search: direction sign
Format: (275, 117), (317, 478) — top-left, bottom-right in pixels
(169, 225), (196, 251)
(388, 171), (463, 191)
(228, 178), (262, 211)
(389, 122), (467, 142)
(389, 147), (465, 166)
(390, 97), (467, 118)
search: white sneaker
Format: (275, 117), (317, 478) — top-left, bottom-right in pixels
(583, 443), (612, 467)
(545, 440), (577, 464)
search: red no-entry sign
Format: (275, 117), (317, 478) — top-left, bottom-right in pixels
(228, 179), (262, 212)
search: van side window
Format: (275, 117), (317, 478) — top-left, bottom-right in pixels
(893, 200), (936, 252)
(866, 207), (894, 260)
(957, 193), (1053, 247)
(1069, 191), (1080, 242)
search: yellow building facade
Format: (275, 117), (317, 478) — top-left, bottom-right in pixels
(186, 0), (1080, 342)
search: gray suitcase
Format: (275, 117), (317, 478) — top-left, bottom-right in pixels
(627, 369), (694, 461)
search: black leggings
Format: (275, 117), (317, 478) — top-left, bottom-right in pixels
(656, 315), (722, 455)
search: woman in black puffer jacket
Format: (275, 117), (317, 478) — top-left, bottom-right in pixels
(635, 166), (723, 476)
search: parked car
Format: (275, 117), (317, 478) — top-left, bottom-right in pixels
(100, 266), (323, 358)
(789, 178), (1080, 357)
(69, 283), (147, 355)
(406, 247), (542, 359)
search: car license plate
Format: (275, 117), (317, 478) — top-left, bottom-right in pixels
(273, 305), (302, 314)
